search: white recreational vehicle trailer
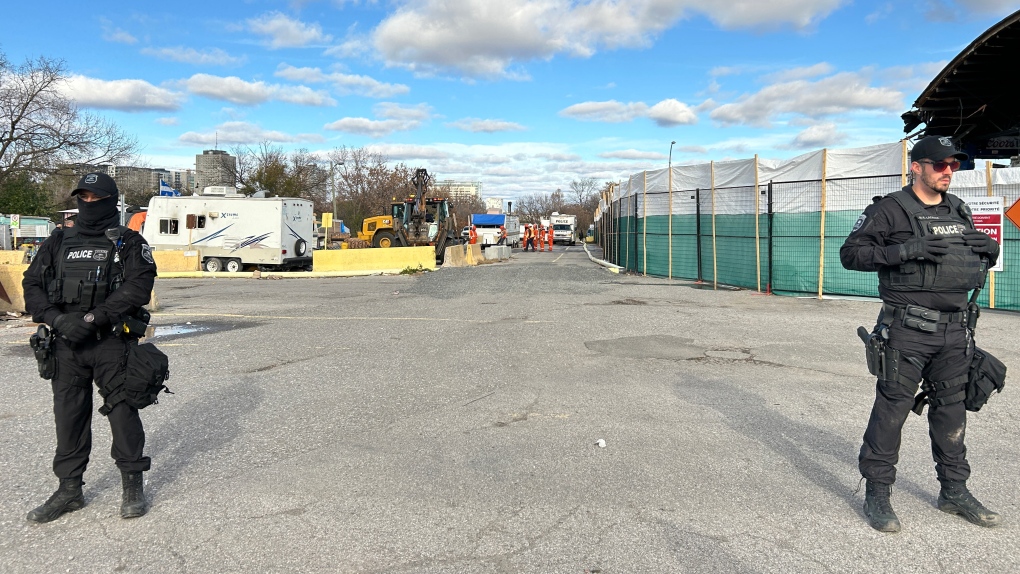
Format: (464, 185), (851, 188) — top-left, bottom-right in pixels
(142, 191), (315, 272)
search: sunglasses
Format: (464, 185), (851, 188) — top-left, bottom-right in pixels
(919, 159), (961, 172)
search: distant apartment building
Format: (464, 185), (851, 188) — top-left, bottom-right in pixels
(436, 180), (482, 202)
(195, 149), (236, 193)
(168, 169), (196, 193)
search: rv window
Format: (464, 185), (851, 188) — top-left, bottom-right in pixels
(196, 216), (206, 229)
(159, 218), (180, 235)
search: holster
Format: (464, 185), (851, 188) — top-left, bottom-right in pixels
(858, 326), (899, 381)
(28, 325), (56, 380)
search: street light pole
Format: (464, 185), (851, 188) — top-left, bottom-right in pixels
(668, 140), (675, 279)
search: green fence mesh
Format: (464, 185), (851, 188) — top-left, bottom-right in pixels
(599, 175), (1019, 312)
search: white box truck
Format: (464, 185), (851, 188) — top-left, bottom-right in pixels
(550, 213), (577, 245)
(470, 213), (520, 248)
(142, 192), (315, 272)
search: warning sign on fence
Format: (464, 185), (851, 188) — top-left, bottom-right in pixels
(964, 196), (1004, 272)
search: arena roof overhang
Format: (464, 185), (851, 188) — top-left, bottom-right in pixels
(901, 9), (1020, 159)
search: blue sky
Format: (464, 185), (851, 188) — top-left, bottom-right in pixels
(3, 0), (1019, 200)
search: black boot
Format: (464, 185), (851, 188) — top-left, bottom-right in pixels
(27, 477), (85, 523)
(864, 480), (901, 533)
(120, 471), (148, 519)
(938, 480), (1001, 527)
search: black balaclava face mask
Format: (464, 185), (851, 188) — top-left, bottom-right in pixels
(75, 194), (120, 234)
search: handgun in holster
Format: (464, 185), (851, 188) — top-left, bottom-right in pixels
(858, 325), (901, 382)
(29, 325), (56, 380)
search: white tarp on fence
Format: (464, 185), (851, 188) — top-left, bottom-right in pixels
(596, 141), (1020, 221)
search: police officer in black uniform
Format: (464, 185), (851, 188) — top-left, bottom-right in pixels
(22, 172), (157, 522)
(841, 136), (1001, 532)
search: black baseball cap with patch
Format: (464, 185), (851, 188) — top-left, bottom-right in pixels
(71, 172), (119, 198)
(910, 136), (969, 163)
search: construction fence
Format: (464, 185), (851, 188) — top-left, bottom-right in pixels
(594, 142), (1020, 311)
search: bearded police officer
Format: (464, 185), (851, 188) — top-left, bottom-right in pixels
(22, 172), (158, 522)
(840, 136), (1001, 533)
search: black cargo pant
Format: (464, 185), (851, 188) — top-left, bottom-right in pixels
(50, 335), (150, 479)
(859, 318), (971, 485)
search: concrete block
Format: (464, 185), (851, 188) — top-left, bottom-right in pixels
(313, 246), (436, 272)
(152, 249), (201, 272)
(483, 246), (511, 261)
(0, 251), (27, 265)
(0, 264), (30, 313)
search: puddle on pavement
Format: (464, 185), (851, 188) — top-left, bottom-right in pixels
(152, 324), (211, 337)
(149, 321), (257, 340)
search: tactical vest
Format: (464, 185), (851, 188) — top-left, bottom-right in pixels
(47, 227), (127, 312)
(878, 190), (985, 292)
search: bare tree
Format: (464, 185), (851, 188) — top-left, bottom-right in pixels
(0, 52), (137, 191)
(568, 177), (600, 207)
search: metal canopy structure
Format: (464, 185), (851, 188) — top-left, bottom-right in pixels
(901, 9), (1020, 160)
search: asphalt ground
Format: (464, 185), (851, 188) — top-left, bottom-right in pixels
(1, 243), (1018, 573)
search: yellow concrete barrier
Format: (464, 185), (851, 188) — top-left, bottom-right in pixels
(0, 264), (30, 313)
(151, 250), (201, 272)
(467, 244), (483, 265)
(0, 251), (27, 265)
(441, 244), (486, 267)
(313, 246), (436, 272)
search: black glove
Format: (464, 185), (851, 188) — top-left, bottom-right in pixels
(52, 312), (98, 344)
(898, 235), (950, 263)
(962, 229), (999, 256)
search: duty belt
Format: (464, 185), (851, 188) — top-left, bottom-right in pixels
(882, 303), (967, 334)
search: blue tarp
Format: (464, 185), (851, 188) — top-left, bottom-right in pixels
(471, 214), (504, 226)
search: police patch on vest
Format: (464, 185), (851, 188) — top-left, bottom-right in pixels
(141, 244), (154, 264)
(928, 223), (965, 236)
(851, 213), (867, 233)
(66, 249), (98, 261)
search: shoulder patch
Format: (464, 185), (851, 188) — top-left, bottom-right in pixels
(851, 213), (867, 234)
(141, 244), (154, 264)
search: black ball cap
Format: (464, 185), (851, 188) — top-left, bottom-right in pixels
(71, 172), (118, 198)
(910, 136), (969, 163)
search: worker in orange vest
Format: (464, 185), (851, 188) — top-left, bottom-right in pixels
(537, 225), (545, 251)
(468, 225), (478, 245)
(497, 225), (507, 246)
(526, 225), (536, 251)
(546, 225), (554, 251)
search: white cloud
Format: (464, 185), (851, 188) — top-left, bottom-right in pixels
(446, 118), (527, 133)
(710, 71), (903, 127)
(324, 118), (414, 137)
(599, 149), (668, 160)
(365, 144), (453, 161)
(372, 0), (848, 78)
(375, 102), (433, 121)
(877, 62), (948, 94)
(178, 121), (325, 146)
(142, 47), (245, 66)
(324, 103), (432, 137)
(61, 75), (183, 112)
(560, 98), (697, 126)
(787, 122), (848, 148)
(156, 117), (180, 126)
(274, 64), (409, 98)
(248, 12), (332, 48)
(761, 62), (835, 83)
(647, 99), (698, 127)
(183, 74), (336, 106)
(560, 100), (649, 123)
(100, 18), (136, 44)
